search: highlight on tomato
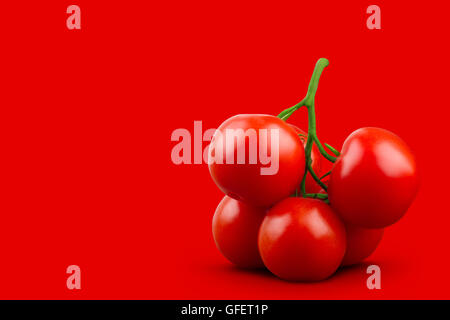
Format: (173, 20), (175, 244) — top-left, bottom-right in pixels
(328, 127), (420, 228)
(258, 197), (346, 281)
(208, 114), (305, 207)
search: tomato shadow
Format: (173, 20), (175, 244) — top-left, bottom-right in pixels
(330, 263), (368, 280)
(327, 260), (388, 285)
(207, 260), (381, 284)
(211, 263), (275, 279)
(336, 262), (368, 274)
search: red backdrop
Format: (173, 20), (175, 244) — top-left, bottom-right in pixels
(0, 1), (448, 299)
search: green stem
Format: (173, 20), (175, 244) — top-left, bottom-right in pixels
(307, 164), (328, 191)
(278, 58), (335, 198)
(313, 136), (337, 163)
(300, 58), (330, 194)
(324, 143), (340, 156)
(303, 193), (328, 200)
(320, 170), (331, 180)
(277, 98), (305, 120)
(303, 59), (329, 107)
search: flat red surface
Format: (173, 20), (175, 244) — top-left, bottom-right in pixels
(0, 1), (448, 299)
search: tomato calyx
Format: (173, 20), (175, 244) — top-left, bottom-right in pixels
(278, 58), (340, 200)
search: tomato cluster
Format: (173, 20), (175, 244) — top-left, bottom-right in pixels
(209, 59), (419, 281)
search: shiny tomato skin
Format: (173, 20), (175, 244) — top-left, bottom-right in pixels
(212, 196), (266, 268)
(258, 197), (346, 281)
(341, 224), (384, 266)
(209, 114), (305, 207)
(289, 125), (323, 193)
(328, 127), (419, 228)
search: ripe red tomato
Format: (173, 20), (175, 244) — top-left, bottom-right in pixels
(317, 186), (383, 266)
(341, 224), (384, 266)
(258, 197), (346, 281)
(289, 124), (323, 193)
(328, 127), (419, 228)
(209, 114), (305, 207)
(212, 196), (266, 268)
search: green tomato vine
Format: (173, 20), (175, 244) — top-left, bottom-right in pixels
(277, 58), (340, 201)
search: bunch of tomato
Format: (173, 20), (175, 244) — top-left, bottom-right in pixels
(208, 58), (419, 281)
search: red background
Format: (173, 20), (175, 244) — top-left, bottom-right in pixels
(0, 1), (448, 299)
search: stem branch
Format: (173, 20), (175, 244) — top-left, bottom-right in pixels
(303, 193), (328, 200)
(277, 58), (339, 199)
(307, 164), (328, 191)
(320, 170), (332, 180)
(313, 136), (337, 163)
(324, 143), (340, 156)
